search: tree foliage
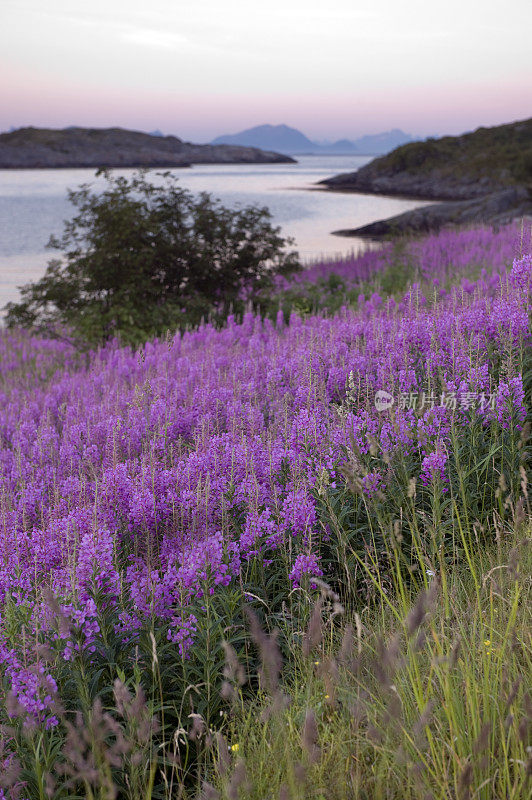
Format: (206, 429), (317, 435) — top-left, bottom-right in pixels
(4, 170), (300, 345)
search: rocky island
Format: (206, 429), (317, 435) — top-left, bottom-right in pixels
(319, 118), (532, 237)
(0, 126), (295, 169)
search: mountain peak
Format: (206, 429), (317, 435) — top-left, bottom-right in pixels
(211, 124), (419, 155)
(211, 124), (316, 153)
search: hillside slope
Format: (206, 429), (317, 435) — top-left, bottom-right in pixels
(0, 126), (295, 168)
(321, 118), (532, 237)
(320, 117), (532, 200)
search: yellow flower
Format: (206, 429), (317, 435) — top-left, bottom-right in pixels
(484, 640), (491, 647)
(314, 660), (320, 666)
(231, 743), (239, 753)
(324, 694), (330, 700)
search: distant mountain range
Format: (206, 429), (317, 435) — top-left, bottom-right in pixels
(211, 124), (419, 155)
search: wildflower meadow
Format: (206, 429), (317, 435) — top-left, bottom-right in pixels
(0, 222), (530, 799)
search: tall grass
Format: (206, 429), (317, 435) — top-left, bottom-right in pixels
(211, 509), (531, 800)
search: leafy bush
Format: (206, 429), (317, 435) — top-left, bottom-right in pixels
(4, 170), (300, 346)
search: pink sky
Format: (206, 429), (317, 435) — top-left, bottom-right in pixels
(1, 0), (531, 142)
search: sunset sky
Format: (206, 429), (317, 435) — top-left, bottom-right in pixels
(1, 0), (530, 142)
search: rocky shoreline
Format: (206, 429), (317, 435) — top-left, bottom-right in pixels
(0, 127), (295, 169)
(332, 187), (532, 239)
(320, 117), (532, 238)
(318, 165), (511, 201)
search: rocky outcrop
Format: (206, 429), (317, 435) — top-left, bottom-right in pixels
(333, 187), (532, 239)
(0, 127), (296, 169)
(321, 117), (532, 237)
(321, 168), (507, 201)
(320, 118), (532, 198)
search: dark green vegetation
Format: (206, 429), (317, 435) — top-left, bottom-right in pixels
(0, 126), (295, 169)
(321, 117), (532, 199)
(4, 170), (300, 345)
(372, 117), (532, 187)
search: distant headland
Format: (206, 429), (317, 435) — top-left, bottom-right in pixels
(319, 117), (532, 237)
(0, 126), (295, 169)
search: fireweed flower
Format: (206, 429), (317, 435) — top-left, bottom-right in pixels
(361, 471), (384, 497)
(509, 254), (532, 295)
(289, 553), (323, 587)
(0, 223), (528, 690)
(487, 377), (527, 429)
(420, 446), (448, 487)
(280, 489), (317, 538)
(167, 614), (198, 658)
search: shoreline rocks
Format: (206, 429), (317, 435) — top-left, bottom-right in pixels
(332, 187), (532, 239)
(319, 168), (509, 201)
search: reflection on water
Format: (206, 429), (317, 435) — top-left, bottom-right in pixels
(0, 155), (425, 306)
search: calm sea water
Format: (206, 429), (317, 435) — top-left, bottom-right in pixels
(0, 155), (425, 307)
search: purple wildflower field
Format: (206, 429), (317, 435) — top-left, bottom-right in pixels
(0, 222), (530, 737)
(283, 222), (527, 287)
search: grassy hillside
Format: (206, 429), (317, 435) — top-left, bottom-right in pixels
(383, 118), (532, 183)
(321, 117), (532, 200)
